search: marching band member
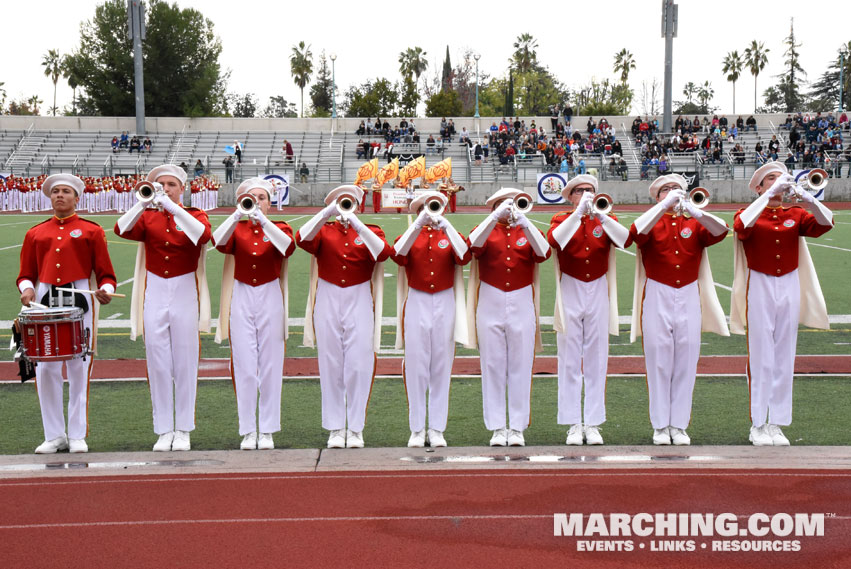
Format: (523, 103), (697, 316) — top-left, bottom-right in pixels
(392, 191), (471, 447)
(466, 188), (551, 447)
(114, 164), (212, 452)
(297, 185), (392, 449)
(213, 178), (295, 450)
(547, 174), (629, 445)
(731, 162), (834, 446)
(629, 174), (729, 446)
(17, 174), (117, 453)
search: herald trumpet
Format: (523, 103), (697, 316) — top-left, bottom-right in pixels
(135, 180), (163, 204)
(336, 194), (358, 216)
(789, 168), (828, 201)
(676, 187), (710, 216)
(591, 193), (613, 215)
(507, 191), (534, 225)
(425, 196), (445, 217)
(236, 193), (258, 216)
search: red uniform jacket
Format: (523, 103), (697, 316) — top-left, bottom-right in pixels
(113, 207), (212, 279)
(548, 212), (621, 282)
(391, 226), (471, 293)
(296, 221), (391, 287)
(469, 223), (550, 291)
(18, 214), (117, 289)
(733, 205), (832, 277)
(629, 213), (725, 288)
(215, 220), (296, 286)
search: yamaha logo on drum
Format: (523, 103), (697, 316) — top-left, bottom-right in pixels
(42, 325), (53, 355)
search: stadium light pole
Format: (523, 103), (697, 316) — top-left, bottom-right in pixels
(330, 53), (337, 119)
(840, 47), (847, 112)
(474, 53), (481, 118)
(127, 0), (146, 135)
(661, 0), (678, 134)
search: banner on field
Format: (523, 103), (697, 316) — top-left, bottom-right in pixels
(264, 173), (290, 206)
(536, 173), (568, 204)
(381, 189), (410, 208)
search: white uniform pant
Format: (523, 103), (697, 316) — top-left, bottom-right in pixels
(747, 270), (799, 427)
(33, 279), (93, 441)
(403, 288), (455, 432)
(641, 279), (702, 430)
(143, 271), (199, 435)
(557, 274), (609, 426)
(477, 283), (536, 432)
(313, 279), (375, 432)
(230, 280), (285, 435)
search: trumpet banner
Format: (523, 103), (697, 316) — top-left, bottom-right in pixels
(376, 158), (399, 187)
(355, 158), (378, 186)
(399, 155), (426, 187)
(425, 157), (452, 183)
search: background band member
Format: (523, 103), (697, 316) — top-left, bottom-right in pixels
(629, 174), (729, 446)
(466, 188), (551, 447)
(392, 191), (471, 448)
(731, 162), (833, 446)
(547, 174), (629, 446)
(297, 185), (392, 449)
(213, 178), (296, 450)
(114, 164), (212, 452)
(17, 174), (116, 453)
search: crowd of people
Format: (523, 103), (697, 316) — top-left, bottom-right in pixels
(111, 132), (153, 154)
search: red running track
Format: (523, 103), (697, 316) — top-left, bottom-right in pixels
(0, 469), (848, 568)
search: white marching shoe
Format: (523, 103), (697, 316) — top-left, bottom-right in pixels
(327, 429), (346, 449)
(749, 424), (773, 446)
(565, 424), (584, 445)
(489, 428), (507, 447)
(153, 432), (174, 452)
(767, 424), (790, 446)
(506, 429), (525, 447)
(407, 430), (426, 448)
(653, 427), (672, 445)
(669, 427), (691, 446)
(35, 436), (68, 454)
(427, 429), (447, 448)
(346, 430), (364, 449)
(257, 433), (274, 450)
(240, 432), (257, 450)
(172, 430), (191, 451)
(584, 425), (604, 445)
(69, 439), (88, 453)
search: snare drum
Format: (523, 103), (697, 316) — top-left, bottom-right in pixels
(17, 307), (88, 362)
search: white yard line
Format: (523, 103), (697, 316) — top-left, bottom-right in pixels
(0, 244), (22, 251)
(807, 242), (851, 253)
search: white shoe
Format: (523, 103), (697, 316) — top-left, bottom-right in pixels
(489, 428), (507, 447)
(669, 427), (691, 446)
(565, 424), (584, 445)
(506, 429), (525, 447)
(171, 430), (191, 451)
(653, 428), (672, 445)
(584, 425), (604, 445)
(749, 424), (773, 446)
(240, 432), (257, 450)
(767, 424), (790, 446)
(427, 429), (447, 448)
(257, 433), (274, 450)
(407, 430), (426, 448)
(153, 432), (174, 452)
(35, 436), (68, 454)
(346, 430), (364, 449)
(327, 429), (346, 449)
(69, 438), (88, 453)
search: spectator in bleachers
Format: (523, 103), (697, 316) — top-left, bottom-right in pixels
(658, 154), (669, 174)
(356, 139), (366, 160)
(111, 136), (119, 153)
(179, 161), (189, 173)
(426, 134), (436, 154)
(564, 104), (573, 125)
(733, 144), (746, 164)
(222, 156), (234, 183)
(411, 131), (420, 143)
(283, 140), (294, 163)
(459, 127), (470, 144)
(143, 136), (152, 153)
(194, 159), (205, 177)
(784, 151), (797, 169)
(746, 115), (757, 132)
(474, 141), (483, 165)
(299, 162), (310, 183)
(119, 131), (129, 149)
(357, 121), (366, 136)
(129, 135), (141, 153)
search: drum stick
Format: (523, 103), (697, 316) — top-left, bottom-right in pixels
(55, 287), (127, 298)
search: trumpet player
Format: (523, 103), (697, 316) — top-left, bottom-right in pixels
(466, 188), (551, 447)
(212, 178), (296, 450)
(391, 192), (471, 448)
(114, 164), (212, 452)
(547, 175), (629, 445)
(731, 162), (834, 446)
(629, 174), (729, 446)
(297, 185), (392, 449)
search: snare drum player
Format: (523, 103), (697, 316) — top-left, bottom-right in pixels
(466, 188), (551, 447)
(297, 185), (392, 449)
(629, 174), (729, 445)
(114, 164), (212, 452)
(547, 174), (629, 445)
(392, 191), (470, 448)
(213, 178), (296, 450)
(17, 173), (117, 454)
(731, 162), (834, 446)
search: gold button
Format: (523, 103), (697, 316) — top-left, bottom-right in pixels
(254, 242), (258, 246)
(506, 257), (511, 261)
(676, 265), (680, 269)
(55, 248), (60, 253)
(56, 278), (61, 283)
(775, 227), (779, 230)
(429, 259), (433, 262)
(166, 228), (170, 233)
(674, 236), (678, 240)
(586, 273), (590, 278)
(345, 243), (349, 246)
(428, 247), (432, 250)
(57, 236), (62, 240)
(776, 255), (780, 260)
(507, 233), (511, 237)
(341, 279), (346, 284)
(430, 271), (434, 276)
(165, 270), (169, 276)
(165, 256), (170, 261)
(505, 282), (510, 287)
(773, 215), (778, 220)
(252, 279), (257, 283)
(430, 284), (435, 289)
(776, 240), (780, 244)
(672, 222), (677, 226)
(56, 263), (61, 268)
(675, 250), (679, 255)
(165, 242), (170, 246)
(342, 265), (347, 270)
(252, 265), (256, 269)
(585, 247), (590, 251)
(507, 245), (511, 249)
(676, 280), (680, 285)
(507, 268), (511, 273)
(254, 230), (259, 234)
(585, 259), (590, 264)
(60, 226), (64, 229)
(343, 254), (347, 258)
(777, 269), (781, 274)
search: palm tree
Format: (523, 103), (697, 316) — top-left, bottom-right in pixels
(27, 95), (43, 115)
(697, 81), (714, 110)
(613, 49), (636, 85)
(511, 33), (538, 73)
(682, 81), (698, 104)
(398, 47), (429, 84)
(42, 49), (62, 116)
(744, 40), (770, 112)
(290, 41), (314, 118)
(721, 51), (743, 114)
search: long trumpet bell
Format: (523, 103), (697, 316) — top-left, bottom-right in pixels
(591, 193), (614, 215)
(795, 168), (828, 192)
(336, 194), (358, 216)
(425, 197), (445, 217)
(236, 193), (258, 215)
(134, 180), (161, 203)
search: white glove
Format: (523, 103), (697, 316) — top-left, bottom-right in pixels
(683, 200), (704, 218)
(766, 174), (794, 198)
(661, 188), (686, 209)
(212, 210), (243, 246)
(154, 193), (178, 213)
(798, 189), (815, 204)
(413, 211), (430, 229)
(299, 203), (338, 243)
(345, 213), (367, 233)
(494, 200), (513, 222)
(250, 209), (269, 227)
(512, 212), (530, 228)
(576, 192), (594, 216)
(432, 216), (449, 230)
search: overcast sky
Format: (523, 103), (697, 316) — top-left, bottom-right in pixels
(3, 0), (850, 118)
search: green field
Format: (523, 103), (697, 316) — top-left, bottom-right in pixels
(1, 209), (849, 453)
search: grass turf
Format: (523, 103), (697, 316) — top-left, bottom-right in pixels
(1, 375), (850, 454)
